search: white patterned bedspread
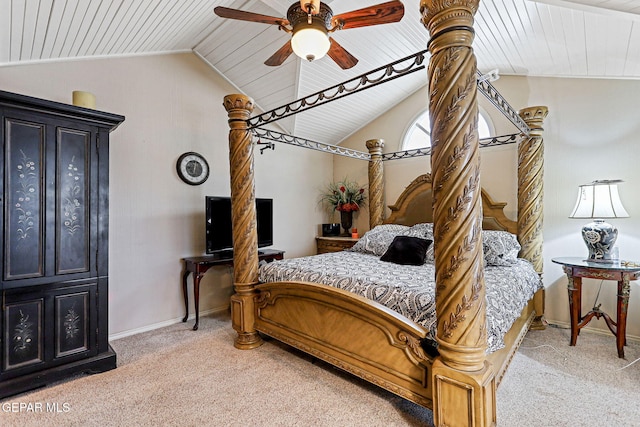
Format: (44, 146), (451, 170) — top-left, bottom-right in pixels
(258, 251), (542, 353)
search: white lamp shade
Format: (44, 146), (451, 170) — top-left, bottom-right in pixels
(569, 180), (629, 219)
(291, 27), (330, 62)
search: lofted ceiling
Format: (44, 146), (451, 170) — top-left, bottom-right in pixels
(2, 0), (640, 145)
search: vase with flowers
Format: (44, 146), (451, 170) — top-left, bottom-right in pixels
(320, 179), (367, 235)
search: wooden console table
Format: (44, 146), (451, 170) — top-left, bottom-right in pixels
(552, 257), (640, 358)
(182, 249), (285, 330)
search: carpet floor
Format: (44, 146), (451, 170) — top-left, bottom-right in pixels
(1, 312), (639, 426)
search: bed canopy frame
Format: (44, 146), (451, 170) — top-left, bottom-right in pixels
(222, 1), (548, 426)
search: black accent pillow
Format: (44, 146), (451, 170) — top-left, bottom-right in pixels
(380, 236), (432, 266)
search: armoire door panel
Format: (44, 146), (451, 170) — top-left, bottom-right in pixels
(56, 127), (91, 275)
(55, 290), (91, 358)
(3, 298), (44, 371)
(3, 118), (45, 281)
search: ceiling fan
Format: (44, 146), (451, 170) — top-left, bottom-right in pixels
(214, 1), (405, 69)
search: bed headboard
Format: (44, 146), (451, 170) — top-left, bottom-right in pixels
(384, 174), (517, 234)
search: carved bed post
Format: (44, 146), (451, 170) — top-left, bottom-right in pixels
(223, 94), (263, 350)
(517, 106), (549, 330)
(366, 139), (385, 228)
(421, 1), (495, 426)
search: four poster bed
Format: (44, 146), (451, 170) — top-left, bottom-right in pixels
(222, 1), (548, 426)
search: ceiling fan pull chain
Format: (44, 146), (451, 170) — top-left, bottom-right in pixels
(301, 1), (320, 15)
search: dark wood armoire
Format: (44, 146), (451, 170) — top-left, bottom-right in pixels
(0, 90), (124, 398)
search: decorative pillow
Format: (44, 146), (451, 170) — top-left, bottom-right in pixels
(397, 224), (519, 266)
(348, 224), (409, 256)
(401, 223), (435, 262)
(380, 236), (433, 266)
(372, 223), (411, 234)
(482, 230), (521, 266)
(400, 222), (433, 239)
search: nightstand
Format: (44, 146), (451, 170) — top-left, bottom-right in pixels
(316, 236), (359, 254)
(552, 257), (640, 358)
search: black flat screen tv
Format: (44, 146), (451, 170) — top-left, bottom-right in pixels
(205, 196), (273, 255)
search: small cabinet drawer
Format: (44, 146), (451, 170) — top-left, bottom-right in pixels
(316, 236), (359, 254)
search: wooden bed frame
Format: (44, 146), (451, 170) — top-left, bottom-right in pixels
(222, 2), (548, 426)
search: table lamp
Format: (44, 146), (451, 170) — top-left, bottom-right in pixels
(569, 180), (629, 262)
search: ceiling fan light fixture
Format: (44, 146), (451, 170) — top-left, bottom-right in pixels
(216, 1), (404, 69)
(291, 25), (330, 62)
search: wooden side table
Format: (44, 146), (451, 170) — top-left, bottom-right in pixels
(552, 257), (640, 358)
(316, 236), (359, 254)
(182, 249), (285, 330)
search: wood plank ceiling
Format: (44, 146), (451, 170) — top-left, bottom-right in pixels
(1, 0), (639, 144)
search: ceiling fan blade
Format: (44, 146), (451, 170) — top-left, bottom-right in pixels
(214, 6), (289, 26)
(264, 41), (294, 66)
(332, 1), (404, 30)
(327, 38), (358, 69)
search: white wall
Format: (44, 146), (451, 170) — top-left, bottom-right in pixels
(338, 74), (640, 340)
(0, 53), (332, 337)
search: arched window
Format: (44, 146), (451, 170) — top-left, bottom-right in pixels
(402, 109), (493, 151)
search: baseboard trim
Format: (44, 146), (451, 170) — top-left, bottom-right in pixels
(108, 305), (230, 341)
(547, 320), (640, 344)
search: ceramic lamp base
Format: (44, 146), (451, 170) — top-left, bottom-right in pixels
(581, 219), (618, 262)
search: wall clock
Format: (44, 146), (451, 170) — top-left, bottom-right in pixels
(176, 152), (210, 185)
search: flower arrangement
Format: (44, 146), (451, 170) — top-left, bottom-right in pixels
(320, 179), (367, 213)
